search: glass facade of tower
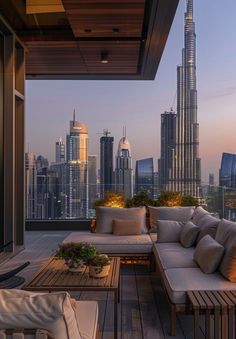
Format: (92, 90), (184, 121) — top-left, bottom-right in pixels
(100, 135), (114, 197)
(220, 153), (236, 188)
(135, 158), (154, 198)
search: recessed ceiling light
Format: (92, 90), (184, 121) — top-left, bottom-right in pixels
(100, 51), (109, 64)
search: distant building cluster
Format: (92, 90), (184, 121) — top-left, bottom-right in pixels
(25, 116), (157, 220)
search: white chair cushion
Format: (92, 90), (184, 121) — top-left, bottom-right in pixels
(0, 290), (81, 339)
(96, 206), (147, 233)
(74, 301), (98, 339)
(163, 268), (236, 304)
(63, 231), (153, 253)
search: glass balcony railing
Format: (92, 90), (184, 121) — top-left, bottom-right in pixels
(25, 183), (236, 222)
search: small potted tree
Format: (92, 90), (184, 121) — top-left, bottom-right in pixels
(56, 242), (97, 273)
(88, 254), (111, 278)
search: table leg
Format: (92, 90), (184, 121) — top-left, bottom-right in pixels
(118, 274), (121, 303)
(205, 308), (211, 339)
(194, 308), (200, 339)
(114, 290), (118, 339)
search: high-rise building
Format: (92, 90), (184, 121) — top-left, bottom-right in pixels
(50, 162), (67, 218)
(25, 152), (37, 219)
(55, 137), (65, 163)
(66, 111), (88, 218)
(135, 158), (154, 198)
(115, 132), (133, 198)
(173, 0), (201, 196)
(219, 152), (236, 188)
(36, 155), (49, 171)
(209, 173), (215, 186)
(100, 129), (114, 197)
(158, 111), (176, 191)
(88, 155), (97, 211)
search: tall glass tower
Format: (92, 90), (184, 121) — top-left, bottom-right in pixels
(173, 0), (201, 197)
(100, 129), (114, 197)
(66, 111), (88, 218)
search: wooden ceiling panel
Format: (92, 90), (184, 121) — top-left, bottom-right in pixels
(62, 0), (145, 37)
(78, 41), (140, 73)
(25, 41), (87, 74)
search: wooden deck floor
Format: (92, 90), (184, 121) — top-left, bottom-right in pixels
(0, 231), (202, 339)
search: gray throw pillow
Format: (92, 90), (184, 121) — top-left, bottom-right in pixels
(196, 214), (220, 243)
(179, 221), (199, 248)
(148, 206), (194, 228)
(193, 235), (224, 274)
(156, 220), (184, 243)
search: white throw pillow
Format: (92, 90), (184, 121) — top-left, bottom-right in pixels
(96, 206), (147, 233)
(0, 290), (81, 339)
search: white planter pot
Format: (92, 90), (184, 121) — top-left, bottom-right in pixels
(89, 264), (111, 278)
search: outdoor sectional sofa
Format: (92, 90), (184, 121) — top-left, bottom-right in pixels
(63, 205), (236, 336)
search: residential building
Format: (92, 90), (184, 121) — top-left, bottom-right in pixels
(135, 158), (154, 198)
(100, 130), (114, 197)
(55, 137), (65, 163)
(66, 112), (88, 218)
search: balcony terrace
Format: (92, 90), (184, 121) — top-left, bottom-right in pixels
(1, 230), (205, 339)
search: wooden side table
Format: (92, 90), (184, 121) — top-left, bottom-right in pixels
(23, 257), (121, 339)
(187, 290), (236, 339)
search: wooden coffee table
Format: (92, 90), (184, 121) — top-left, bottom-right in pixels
(23, 256), (120, 339)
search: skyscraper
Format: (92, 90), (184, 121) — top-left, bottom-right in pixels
(55, 137), (65, 163)
(66, 111), (88, 218)
(115, 131), (133, 198)
(25, 152), (37, 219)
(135, 158), (154, 198)
(100, 129), (114, 197)
(88, 155), (97, 212)
(158, 111), (176, 191)
(161, 0), (201, 197)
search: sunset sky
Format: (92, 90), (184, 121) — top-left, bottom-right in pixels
(26, 0), (236, 184)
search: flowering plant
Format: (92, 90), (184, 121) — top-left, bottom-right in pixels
(56, 242), (97, 268)
(89, 254), (111, 273)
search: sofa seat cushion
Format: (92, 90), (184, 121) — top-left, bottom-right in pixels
(63, 232), (153, 253)
(96, 206), (147, 234)
(75, 301), (98, 339)
(154, 242), (185, 253)
(148, 206), (194, 228)
(163, 268), (236, 304)
(153, 244), (197, 270)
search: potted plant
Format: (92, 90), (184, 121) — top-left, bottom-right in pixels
(56, 242), (97, 273)
(88, 254), (111, 278)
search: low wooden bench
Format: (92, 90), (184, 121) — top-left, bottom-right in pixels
(187, 290), (236, 339)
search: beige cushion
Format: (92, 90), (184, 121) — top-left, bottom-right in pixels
(112, 219), (141, 236)
(149, 206), (194, 228)
(74, 301), (98, 339)
(163, 267), (236, 304)
(219, 242), (236, 282)
(96, 206), (147, 233)
(153, 244), (197, 269)
(196, 214), (220, 243)
(180, 221), (199, 248)
(63, 231), (153, 253)
(0, 290), (81, 339)
(191, 206), (210, 225)
(193, 235), (224, 273)
(156, 220), (184, 243)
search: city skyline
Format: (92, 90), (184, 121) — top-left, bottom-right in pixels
(26, 0), (236, 184)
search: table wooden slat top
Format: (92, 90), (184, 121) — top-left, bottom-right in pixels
(23, 256), (120, 292)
